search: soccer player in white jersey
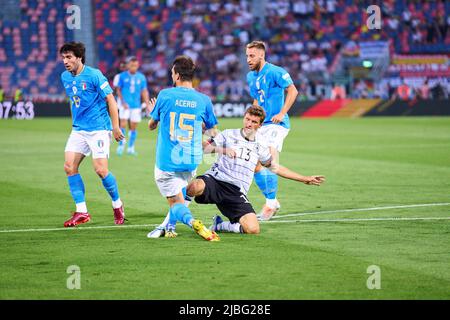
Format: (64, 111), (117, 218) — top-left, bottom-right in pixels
(60, 42), (125, 227)
(246, 41), (299, 220)
(186, 105), (324, 234)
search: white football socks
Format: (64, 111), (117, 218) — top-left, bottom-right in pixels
(76, 202), (88, 213)
(266, 198), (279, 208)
(217, 221), (242, 233)
(112, 199), (123, 209)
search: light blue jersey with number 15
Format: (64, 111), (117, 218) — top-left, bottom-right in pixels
(150, 87), (218, 172)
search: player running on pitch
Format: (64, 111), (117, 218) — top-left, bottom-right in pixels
(147, 55), (220, 241)
(246, 40), (299, 220)
(115, 56), (150, 156)
(187, 105), (325, 234)
(60, 42), (125, 227)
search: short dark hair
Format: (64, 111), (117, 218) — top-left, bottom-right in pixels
(59, 42), (86, 64)
(126, 56), (138, 64)
(246, 41), (266, 52)
(172, 55), (195, 82)
(245, 105), (266, 124)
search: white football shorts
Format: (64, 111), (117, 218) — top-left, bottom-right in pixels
(119, 107), (142, 123)
(257, 124), (290, 152)
(65, 130), (111, 159)
(154, 166), (196, 198)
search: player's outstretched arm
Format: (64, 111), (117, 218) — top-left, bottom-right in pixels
(260, 161), (325, 186)
(106, 93), (125, 142)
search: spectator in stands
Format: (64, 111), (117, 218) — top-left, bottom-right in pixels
(0, 86), (4, 103)
(431, 81), (447, 100)
(395, 79), (412, 100)
(353, 79), (368, 99)
(417, 79), (430, 100)
(331, 83), (346, 100)
(14, 88), (22, 103)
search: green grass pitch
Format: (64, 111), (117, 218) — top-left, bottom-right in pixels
(0, 116), (449, 299)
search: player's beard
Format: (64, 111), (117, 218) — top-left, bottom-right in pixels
(249, 60), (262, 72)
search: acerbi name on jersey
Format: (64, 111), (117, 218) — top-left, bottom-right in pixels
(175, 99), (197, 108)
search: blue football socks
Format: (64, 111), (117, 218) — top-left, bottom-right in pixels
(171, 203), (194, 227)
(128, 130), (137, 149)
(101, 172), (120, 201)
(119, 128), (126, 146)
(254, 168), (278, 200)
(67, 173), (85, 204)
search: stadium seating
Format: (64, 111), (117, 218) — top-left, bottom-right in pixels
(0, 0), (74, 101)
(94, 0), (450, 101)
(0, 0), (449, 101)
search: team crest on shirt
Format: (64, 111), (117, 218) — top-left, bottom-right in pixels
(81, 81), (87, 90)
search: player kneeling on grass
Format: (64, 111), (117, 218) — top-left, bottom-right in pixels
(186, 105), (325, 234)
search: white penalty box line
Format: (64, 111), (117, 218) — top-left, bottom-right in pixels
(0, 202), (449, 234)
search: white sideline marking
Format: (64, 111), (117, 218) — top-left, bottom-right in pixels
(1, 202), (449, 234)
(264, 217), (450, 224)
(271, 202), (450, 220)
(0, 224), (158, 234)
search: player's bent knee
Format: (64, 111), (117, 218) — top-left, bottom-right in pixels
(186, 179), (205, 197)
(240, 213), (260, 234)
(64, 162), (77, 175)
(243, 224), (260, 234)
(94, 167), (108, 178)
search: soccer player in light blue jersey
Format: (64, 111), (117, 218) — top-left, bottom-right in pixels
(146, 55), (220, 241)
(115, 56), (150, 156)
(246, 41), (299, 220)
(59, 42), (126, 227)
